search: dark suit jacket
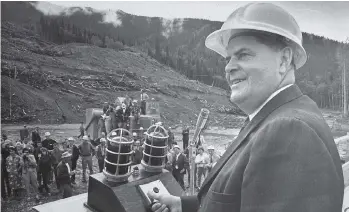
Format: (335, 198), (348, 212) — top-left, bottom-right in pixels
(172, 153), (188, 174)
(181, 85), (344, 212)
(56, 161), (71, 185)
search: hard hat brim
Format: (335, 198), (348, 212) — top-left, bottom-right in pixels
(205, 28), (307, 70)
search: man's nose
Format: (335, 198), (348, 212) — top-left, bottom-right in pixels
(225, 58), (238, 75)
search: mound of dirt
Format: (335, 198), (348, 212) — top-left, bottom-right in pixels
(1, 22), (245, 128)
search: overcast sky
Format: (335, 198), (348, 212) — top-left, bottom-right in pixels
(46, 1), (349, 42)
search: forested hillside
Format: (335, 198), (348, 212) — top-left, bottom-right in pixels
(2, 1), (349, 111)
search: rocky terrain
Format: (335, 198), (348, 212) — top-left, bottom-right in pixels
(1, 22), (245, 128)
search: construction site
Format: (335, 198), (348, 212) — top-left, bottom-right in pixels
(2, 1), (349, 212)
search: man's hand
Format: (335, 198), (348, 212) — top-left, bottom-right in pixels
(147, 190), (182, 212)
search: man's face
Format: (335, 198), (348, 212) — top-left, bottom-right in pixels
(174, 148), (180, 154)
(37, 142), (42, 148)
(225, 36), (282, 108)
(198, 149), (204, 154)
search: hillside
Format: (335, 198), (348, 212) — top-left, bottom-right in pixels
(1, 22), (245, 127)
(2, 1), (348, 110)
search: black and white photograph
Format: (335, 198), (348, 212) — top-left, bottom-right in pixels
(1, 1), (349, 212)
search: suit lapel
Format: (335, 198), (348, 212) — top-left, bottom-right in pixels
(199, 85), (303, 196)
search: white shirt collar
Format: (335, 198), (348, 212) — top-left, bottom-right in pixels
(248, 84), (293, 121)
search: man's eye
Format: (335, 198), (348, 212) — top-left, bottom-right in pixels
(237, 53), (250, 60)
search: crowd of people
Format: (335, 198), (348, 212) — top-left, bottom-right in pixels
(94, 90), (160, 138)
(164, 126), (221, 191)
(1, 126), (105, 202)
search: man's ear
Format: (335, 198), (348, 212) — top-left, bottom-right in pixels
(279, 46), (293, 74)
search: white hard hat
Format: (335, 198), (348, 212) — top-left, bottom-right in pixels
(205, 2), (307, 69)
(208, 145), (215, 150)
(173, 145), (180, 150)
(111, 132), (117, 136)
(100, 138), (106, 142)
(45, 132), (51, 136)
(82, 135), (89, 141)
(68, 137), (74, 141)
(132, 132), (137, 136)
(140, 127), (144, 130)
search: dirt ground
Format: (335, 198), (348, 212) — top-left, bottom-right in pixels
(0, 124), (238, 212)
(1, 109), (349, 212)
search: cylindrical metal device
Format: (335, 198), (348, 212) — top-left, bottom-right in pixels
(103, 128), (133, 182)
(141, 124), (168, 172)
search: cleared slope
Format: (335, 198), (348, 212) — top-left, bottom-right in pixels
(1, 22), (245, 128)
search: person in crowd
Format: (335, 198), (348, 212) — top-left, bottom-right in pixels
(51, 142), (63, 190)
(20, 125), (29, 141)
(96, 138), (106, 172)
(78, 122), (85, 138)
(164, 147), (174, 172)
(167, 127), (175, 150)
(109, 104), (118, 130)
(102, 102), (109, 114)
(2, 133), (8, 142)
(182, 126), (189, 150)
(21, 148), (40, 201)
(140, 89), (150, 115)
(93, 132), (106, 147)
(56, 152), (74, 199)
(42, 132), (57, 151)
(194, 146), (208, 189)
(15, 142), (23, 156)
(130, 100), (141, 125)
(6, 146), (23, 199)
(117, 102), (130, 129)
(104, 107), (112, 134)
(79, 135), (95, 183)
(148, 3), (344, 212)
(70, 138), (79, 185)
(172, 145), (188, 190)
(97, 115), (107, 138)
(132, 140), (143, 165)
(37, 147), (52, 195)
(22, 138), (34, 153)
(206, 146), (220, 173)
(31, 127), (41, 148)
(33, 141), (43, 190)
(1, 141), (11, 200)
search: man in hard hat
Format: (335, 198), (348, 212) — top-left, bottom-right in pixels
(205, 146), (220, 173)
(148, 3), (343, 212)
(96, 138), (106, 172)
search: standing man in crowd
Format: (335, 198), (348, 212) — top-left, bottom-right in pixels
(51, 142), (63, 189)
(70, 138), (79, 185)
(171, 145), (188, 190)
(20, 125), (29, 141)
(140, 89), (149, 115)
(148, 3), (344, 212)
(21, 148), (40, 201)
(181, 126), (189, 150)
(96, 138), (106, 172)
(194, 146), (208, 189)
(31, 127), (41, 148)
(79, 135), (95, 183)
(37, 147), (52, 195)
(42, 132), (56, 151)
(56, 152), (74, 199)
(205, 146), (220, 174)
